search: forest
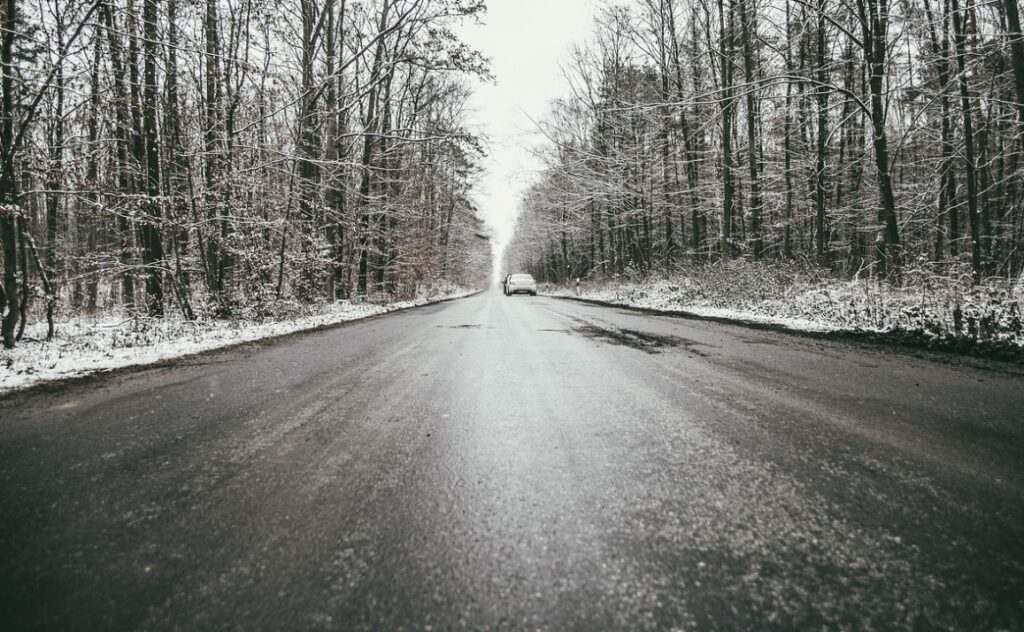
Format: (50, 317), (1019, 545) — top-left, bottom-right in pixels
(507, 0), (1024, 296)
(0, 0), (493, 350)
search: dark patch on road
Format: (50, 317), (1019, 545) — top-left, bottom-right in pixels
(536, 328), (569, 333)
(440, 324), (482, 329)
(572, 323), (710, 356)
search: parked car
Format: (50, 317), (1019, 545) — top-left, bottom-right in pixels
(501, 273), (512, 295)
(505, 273), (537, 296)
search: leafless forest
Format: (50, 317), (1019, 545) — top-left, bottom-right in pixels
(0, 0), (492, 349)
(508, 0), (1024, 293)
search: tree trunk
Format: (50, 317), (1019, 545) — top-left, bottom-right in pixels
(100, 1), (138, 309)
(738, 0), (763, 259)
(45, 6), (64, 300)
(297, 0), (323, 299)
(204, 0), (223, 297)
(719, 0), (736, 258)
(357, 0), (391, 296)
(813, 0), (829, 264)
(1, 0), (19, 348)
(923, 0), (959, 259)
(84, 27), (101, 310)
(141, 0), (164, 315)
(856, 0), (901, 278)
(951, 0), (982, 281)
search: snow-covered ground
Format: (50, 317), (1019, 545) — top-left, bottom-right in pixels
(551, 281), (833, 333)
(545, 262), (1024, 353)
(0, 287), (476, 395)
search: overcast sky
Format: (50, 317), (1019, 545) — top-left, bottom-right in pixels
(456, 0), (599, 274)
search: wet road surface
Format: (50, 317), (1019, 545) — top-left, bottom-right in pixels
(2, 290), (1023, 630)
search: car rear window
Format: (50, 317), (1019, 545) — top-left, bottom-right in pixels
(511, 274), (534, 282)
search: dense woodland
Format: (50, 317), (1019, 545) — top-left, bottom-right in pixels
(0, 0), (492, 349)
(508, 0), (1024, 291)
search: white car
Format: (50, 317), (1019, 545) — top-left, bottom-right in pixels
(505, 273), (537, 296)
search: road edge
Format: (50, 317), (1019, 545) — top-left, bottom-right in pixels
(550, 294), (1024, 369)
(0, 291), (483, 400)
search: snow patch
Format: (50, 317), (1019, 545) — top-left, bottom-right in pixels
(545, 262), (1024, 351)
(1, 288), (475, 395)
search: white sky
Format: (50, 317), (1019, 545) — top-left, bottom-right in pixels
(456, 0), (599, 276)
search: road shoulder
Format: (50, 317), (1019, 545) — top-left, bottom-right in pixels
(550, 294), (1024, 370)
(0, 291), (480, 398)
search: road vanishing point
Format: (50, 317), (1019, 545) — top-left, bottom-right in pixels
(2, 291), (1023, 630)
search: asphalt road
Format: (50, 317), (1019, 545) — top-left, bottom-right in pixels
(2, 290), (1023, 630)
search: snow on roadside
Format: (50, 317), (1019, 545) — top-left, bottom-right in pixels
(548, 282), (834, 333)
(0, 288), (476, 395)
(544, 263), (1024, 352)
